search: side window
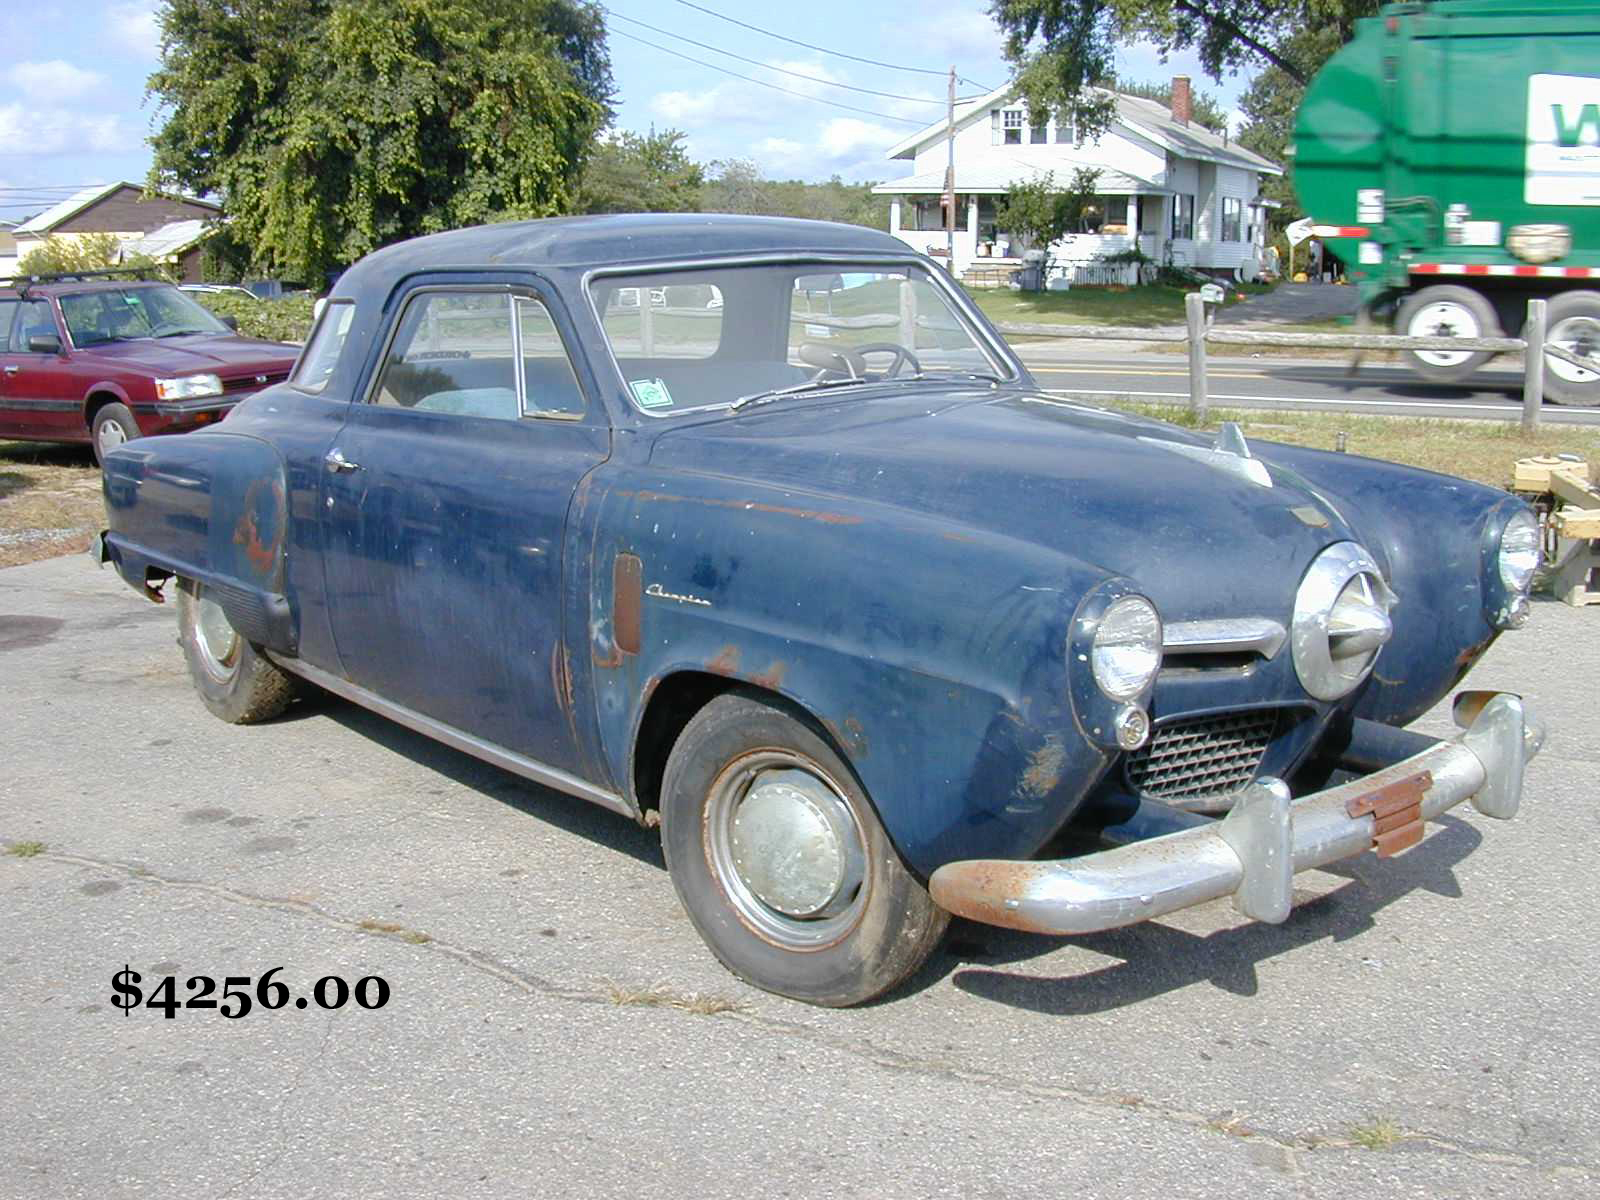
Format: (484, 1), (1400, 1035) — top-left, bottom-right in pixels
(11, 300), (56, 352)
(0, 300), (19, 350)
(516, 297), (585, 418)
(291, 300), (355, 394)
(374, 292), (519, 420)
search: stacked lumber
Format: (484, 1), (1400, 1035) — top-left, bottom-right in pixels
(1513, 455), (1600, 606)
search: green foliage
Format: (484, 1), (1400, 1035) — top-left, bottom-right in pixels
(190, 291), (319, 343)
(578, 128), (704, 213)
(16, 234), (168, 279)
(701, 160), (889, 229)
(989, 1), (1380, 135)
(148, 0), (614, 282)
(995, 168), (1102, 259)
(1115, 78), (1229, 133)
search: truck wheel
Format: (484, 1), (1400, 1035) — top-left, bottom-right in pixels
(659, 692), (948, 1007)
(176, 578), (297, 723)
(1396, 285), (1500, 384)
(1542, 290), (1600, 406)
(90, 403), (141, 465)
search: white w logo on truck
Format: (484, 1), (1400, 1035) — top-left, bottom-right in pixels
(1528, 74), (1600, 205)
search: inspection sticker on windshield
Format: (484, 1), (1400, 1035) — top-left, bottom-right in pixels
(630, 378), (674, 409)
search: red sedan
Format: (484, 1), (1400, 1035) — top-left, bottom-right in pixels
(0, 277), (300, 462)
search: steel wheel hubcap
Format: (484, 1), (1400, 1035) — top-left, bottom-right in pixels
(1548, 316), (1600, 384)
(707, 753), (868, 948)
(1409, 301), (1480, 368)
(97, 418), (129, 455)
(193, 589), (241, 682)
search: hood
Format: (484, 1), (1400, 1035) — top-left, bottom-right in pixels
(75, 334), (299, 377)
(649, 387), (1362, 622)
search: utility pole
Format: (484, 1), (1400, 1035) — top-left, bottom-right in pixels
(944, 65), (956, 269)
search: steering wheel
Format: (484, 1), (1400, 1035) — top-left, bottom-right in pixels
(851, 341), (922, 378)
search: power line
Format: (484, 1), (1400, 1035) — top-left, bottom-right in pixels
(608, 27), (927, 126)
(605, 8), (942, 106)
(669, 0), (996, 91)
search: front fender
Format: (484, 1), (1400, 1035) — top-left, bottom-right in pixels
(586, 471), (1118, 877)
(100, 431), (295, 652)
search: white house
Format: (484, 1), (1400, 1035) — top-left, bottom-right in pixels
(873, 77), (1282, 284)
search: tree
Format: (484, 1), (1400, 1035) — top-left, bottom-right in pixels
(17, 234), (166, 279)
(577, 129), (704, 213)
(702, 159), (773, 215)
(1116, 78), (1228, 133)
(995, 167), (1101, 287)
(989, 1), (1379, 138)
(148, 0), (613, 281)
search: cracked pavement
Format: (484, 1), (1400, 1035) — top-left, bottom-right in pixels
(2, 552), (1597, 1198)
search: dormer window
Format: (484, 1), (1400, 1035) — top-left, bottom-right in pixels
(1002, 108), (1024, 144)
(1055, 114), (1076, 144)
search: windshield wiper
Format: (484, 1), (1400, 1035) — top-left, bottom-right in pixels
(729, 376), (875, 412)
(906, 369), (1008, 385)
(153, 329), (207, 339)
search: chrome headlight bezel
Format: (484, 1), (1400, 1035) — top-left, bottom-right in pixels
(1291, 542), (1396, 702)
(1068, 580), (1162, 751)
(154, 373), (224, 401)
(1487, 506), (1539, 629)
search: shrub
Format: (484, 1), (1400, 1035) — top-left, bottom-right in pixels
(192, 292), (318, 344)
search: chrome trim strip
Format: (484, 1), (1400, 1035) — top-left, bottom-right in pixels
(267, 655), (636, 819)
(929, 693), (1542, 936)
(1162, 617), (1287, 660)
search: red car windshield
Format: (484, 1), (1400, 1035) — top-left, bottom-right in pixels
(59, 285), (229, 347)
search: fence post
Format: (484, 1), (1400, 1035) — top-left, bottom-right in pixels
(1522, 298), (1546, 435)
(1186, 291), (1209, 423)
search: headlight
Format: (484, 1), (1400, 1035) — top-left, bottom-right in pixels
(1497, 509), (1540, 595)
(154, 373), (224, 401)
(1092, 596), (1163, 701)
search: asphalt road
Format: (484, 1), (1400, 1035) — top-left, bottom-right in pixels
(3, 553), (1598, 1198)
(1015, 348), (1600, 425)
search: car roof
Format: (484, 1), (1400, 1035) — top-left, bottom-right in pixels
(0, 278), (180, 300)
(334, 213), (918, 299)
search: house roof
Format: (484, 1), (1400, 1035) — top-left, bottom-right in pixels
(884, 84), (1282, 177)
(14, 182), (221, 236)
(126, 219), (213, 260)
(871, 163), (1169, 197)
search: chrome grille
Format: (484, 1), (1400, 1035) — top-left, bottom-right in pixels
(1124, 709), (1280, 802)
(223, 372), (288, 394)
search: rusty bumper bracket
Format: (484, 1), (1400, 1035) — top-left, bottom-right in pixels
(928, 693), (1544, 936)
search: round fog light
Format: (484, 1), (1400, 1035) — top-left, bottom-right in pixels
(1114, 704), (1151, 750)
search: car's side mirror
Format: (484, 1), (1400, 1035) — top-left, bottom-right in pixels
(220, 315), (239, 331)
(27, 333), (62, 354)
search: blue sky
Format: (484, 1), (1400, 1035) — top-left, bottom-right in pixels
(0, 0), (1251, 224)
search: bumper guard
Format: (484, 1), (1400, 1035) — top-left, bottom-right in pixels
(928, 693), (1544, 935)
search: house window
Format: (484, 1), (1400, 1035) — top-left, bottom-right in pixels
(1002, 108), (1024, 144)
(1222, 197), (1243, 242)
(1172, 194), (1195, 240)
(1075, 195), (1130, 235)
(1030, 116), (1048, 144)
(910, 197), (969, 231)
(1054, 115), (1075, 144)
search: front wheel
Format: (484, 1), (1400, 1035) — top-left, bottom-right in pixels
(90, 402), (141, 465)
(1395, 285), (1500, 384)
(659, 692), (948, 1006)
(1542, 290), (1600, 406)
(176, 578), (298, 723)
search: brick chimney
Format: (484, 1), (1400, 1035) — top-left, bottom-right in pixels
(1171, 75), (1192, 126)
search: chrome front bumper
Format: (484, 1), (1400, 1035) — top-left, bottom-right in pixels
(928, 693), (1544, 935)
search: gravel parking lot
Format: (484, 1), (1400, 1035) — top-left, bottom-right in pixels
(3, 552), (1597, 1198)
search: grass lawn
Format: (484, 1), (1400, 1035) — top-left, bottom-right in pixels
(967, 282), (1274, 330)
(0, 442), (103, 568)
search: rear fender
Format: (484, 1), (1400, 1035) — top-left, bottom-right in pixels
(100, 432), (296, 652)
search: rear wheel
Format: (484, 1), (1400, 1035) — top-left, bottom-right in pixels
(90, 402), (140, 465)
(1543, 290), (1600, 406)
(659, 692), (947, 1006)
(176, 578), (297, 723)
(1396, 285), (1500, 384)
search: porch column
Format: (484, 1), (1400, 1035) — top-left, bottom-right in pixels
(889, 197), (901, 235)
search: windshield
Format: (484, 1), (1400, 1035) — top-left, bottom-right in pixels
(590, 262), (1012, 415)
(59, 285), (229, 346)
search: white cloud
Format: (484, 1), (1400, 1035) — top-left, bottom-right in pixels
(0, 102), (124, 156)
(6, 60), (106, 100)
(898, 8), (1004, 60)
(108, 1), (161, 60)
(818, 118), (903, 157)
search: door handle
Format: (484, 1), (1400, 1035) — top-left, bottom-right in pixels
(2, 365), (17, 377)
(324, 448), (363, 473)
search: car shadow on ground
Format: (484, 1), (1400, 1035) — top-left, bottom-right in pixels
(916, 816), (1481, 1014)
(290, 690), (666, 871)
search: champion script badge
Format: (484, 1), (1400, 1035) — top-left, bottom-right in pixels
(646, 583), (711, 607)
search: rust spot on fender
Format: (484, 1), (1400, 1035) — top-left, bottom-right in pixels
(551, 644), (576, 713)
(1019, 736), (1067, 799)
(750, 660), (787, 690)
(824, 715), (870, 761)
(613, 554), (642, 656)
(706, 644), (741, 676)
(232, 479), (283, 578)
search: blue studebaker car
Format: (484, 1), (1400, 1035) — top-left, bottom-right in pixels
(95, 215), (1544, 1006)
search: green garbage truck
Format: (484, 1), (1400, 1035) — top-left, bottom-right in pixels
(1294, 0), (1600, 402)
